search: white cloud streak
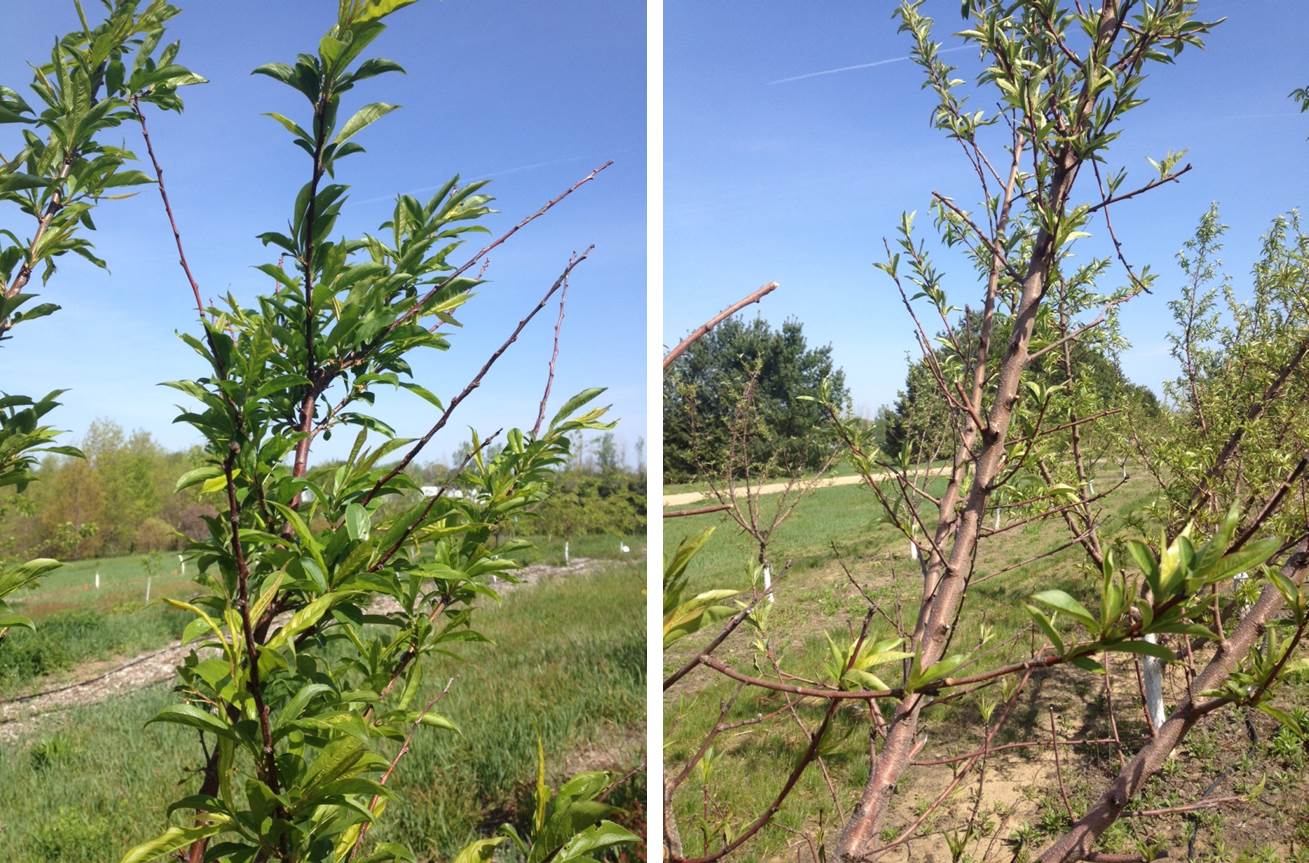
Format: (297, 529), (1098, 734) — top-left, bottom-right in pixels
(767, 44), (971, 86)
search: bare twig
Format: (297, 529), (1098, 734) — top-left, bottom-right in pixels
(664, 281), (779, 369)
(362, 248), (594, 505)
(532, 260), (572, 437)
(131, 98), (206, 320)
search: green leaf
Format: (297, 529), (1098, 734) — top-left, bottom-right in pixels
(200, 470), (237, 494)
(1105, 639), (1175, 662)
(911, 653), (968, 690)
(119, 817), (231, 863)
(1068, 655), (1105, 674)
(333, 102), (398, 146)
(548, 388), (606, 431)
(419, 712), (459, 734)
(265, 111), (311, 142)
(1030, 589), (1097, 631)
(1127, 540), (1161, 597)
(348, 0), (419, 24)
(270, 501), (327, 575)
(175, 465), (222, 492)
(1256, 703), (1301, 733)
(301, 737), (369, 789)
(1148, 621), (1218, 640)
(146, 703), (235, 740)
(344, 502), (371, 541)
(1198, 537), (1282, 586)
(452, 838), (504, 863)
(1024, 604), (1065, 656)
(264, 592), (348, 652)
(552, 821), (640, 862)
(0, 610), (35, 632)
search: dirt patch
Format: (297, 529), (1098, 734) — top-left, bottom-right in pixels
(559, 721), (646, 779)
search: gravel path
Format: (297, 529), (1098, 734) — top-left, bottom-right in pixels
(0, 556), (612, 742)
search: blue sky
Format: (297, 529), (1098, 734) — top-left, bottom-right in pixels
(666, 1), (1309, 418)
(1, 0), (645, 464)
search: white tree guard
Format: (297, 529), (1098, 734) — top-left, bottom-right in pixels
(563, 540), (570, 566)
(1142, 632), (1166, 732)
(762, 564), (775, 604)
(1233, 571), (1250, 612)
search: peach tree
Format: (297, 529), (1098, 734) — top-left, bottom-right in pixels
(117, 2), (635, 861)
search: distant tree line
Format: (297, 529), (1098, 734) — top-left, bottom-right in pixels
(664, 316), (849, 483)
(662, 308), (1162, 490)
(528, 432), (646, 546)
(0, 423), (644, 563)
(0, 420), (208, 561)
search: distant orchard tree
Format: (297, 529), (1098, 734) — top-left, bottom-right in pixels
(664, 316), (848, 482)
(594, 431), (623, 474)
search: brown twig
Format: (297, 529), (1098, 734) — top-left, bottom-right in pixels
(1050, 707), (1074, 819)
(361, 248), (594, 505)
(531, 259), (572, 437)
(664, 502), (733, 519)
(385, 161), (611, 341)
(349, 678), (457, 859)
(663, 281), (779, 369)
(131, 97), (206, 321)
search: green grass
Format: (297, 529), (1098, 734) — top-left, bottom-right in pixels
(0, 552), (212, 696)
(0, 603), (190, 694)
(665, 479), (943, 596)
(663, 469), (1309, 860)
(7, 550), (200, 617)
(0, 561), (645, 862)
(0, 532), (643, 697)
(662, 459), (859, 496)
(509, 531), (646, 567)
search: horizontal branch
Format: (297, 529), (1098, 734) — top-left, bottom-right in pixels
(664, 502), (732, 519)
(1086, 164), (1192, 214)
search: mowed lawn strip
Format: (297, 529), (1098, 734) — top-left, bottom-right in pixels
(0, 562), (645, 863)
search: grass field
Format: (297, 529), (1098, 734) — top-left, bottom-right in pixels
(662, 460), (858, 497)
(0, 561), (645, 862)
(0, 532), (644, 696)
(11, 550), (199, 614)
(10, 532), (645, 611)
(664, 471), (1309, 862)
(510, 531), (646, 566)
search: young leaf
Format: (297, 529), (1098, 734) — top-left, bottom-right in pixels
(1030, 589), (1097, 631)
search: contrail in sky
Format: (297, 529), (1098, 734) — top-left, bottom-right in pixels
(768, 44), (971, 86)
